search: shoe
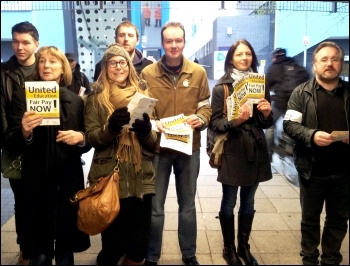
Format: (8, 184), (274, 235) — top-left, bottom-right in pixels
(81, 158), (85, 165)
(182, 256), (199, 265)
(143, 260), (157, 265)
(17, 250), (30, 265)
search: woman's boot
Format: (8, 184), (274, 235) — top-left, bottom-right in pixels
(30, 254), (52, 265)
(237, 211), (259, 265)
(219, 213), (243, 265)
(123, 257), (144, 265)
(55, 250), (74, 265)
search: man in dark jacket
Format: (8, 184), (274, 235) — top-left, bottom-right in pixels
(284, 41), (349, 265)
(65, 52), (91, 166)
(265, 48), (309, 161)
(0, 21), (39, 265)
(93, 20), (152, 81)
(65, 52), (91, 96)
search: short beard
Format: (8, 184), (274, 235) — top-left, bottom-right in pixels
(316, 73), (339, 84)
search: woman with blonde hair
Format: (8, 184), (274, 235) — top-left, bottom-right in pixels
(85, 43), (157, 265)
(4, 46), (91, 265)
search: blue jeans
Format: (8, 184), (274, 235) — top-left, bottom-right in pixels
(146, 150), (200, 261)
(299, 174), (349, 265)
(220, 182), (259, 216)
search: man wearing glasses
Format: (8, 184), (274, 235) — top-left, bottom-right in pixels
(283, 41), (349, 265)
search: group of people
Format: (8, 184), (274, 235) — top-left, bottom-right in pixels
(1, 19), (348, 266)
(143, 3), (162, 28)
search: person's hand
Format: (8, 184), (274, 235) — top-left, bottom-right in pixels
(22, 111), (43, 139)
(108, 107), (130, 132)
(313, 131), (333, 147)
(56, 130), (84, 145)
(257, 98), (272, 119)
(185, 114), (204, 129)
(130, 113), (152, 138)
(230, 103), (250, 127)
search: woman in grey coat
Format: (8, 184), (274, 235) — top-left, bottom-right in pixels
(209, 39), (273, 265)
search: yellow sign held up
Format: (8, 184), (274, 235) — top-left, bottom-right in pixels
(25, 81), (60, 126)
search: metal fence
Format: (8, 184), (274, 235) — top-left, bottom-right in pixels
(1, 1), (349, 13)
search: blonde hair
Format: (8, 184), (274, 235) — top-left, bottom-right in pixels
(92, 45), (148, 117)
(35, 46), (72, 86)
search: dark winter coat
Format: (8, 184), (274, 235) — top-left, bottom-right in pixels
(93, 48), (153, 81)
(1, 55), (35, 148)
(210, 73), (273, 186)
(67, 63), (92, 95)
(283, 78), (349, 180)
(266, 55), (309, 112)
(4, 87), (91, 258)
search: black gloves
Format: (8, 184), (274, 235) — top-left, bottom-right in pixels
(130, 113), (152, 138)
(108, 107), (130, 133)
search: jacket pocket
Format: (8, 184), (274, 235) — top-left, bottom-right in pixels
(88, 146), (117, 183)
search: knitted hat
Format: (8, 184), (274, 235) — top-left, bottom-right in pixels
(101, 43), (132, 69)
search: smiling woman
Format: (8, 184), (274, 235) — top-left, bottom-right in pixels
(4, 45), (91, 264)
(85, 43), (157, 265)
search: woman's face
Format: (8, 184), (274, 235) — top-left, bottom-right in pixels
(38, 52), (64, 83)
(231, 43), (253, 71)
(106, 55), (129, 84)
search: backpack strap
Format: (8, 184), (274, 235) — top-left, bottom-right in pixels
(222, 84), (229, 118)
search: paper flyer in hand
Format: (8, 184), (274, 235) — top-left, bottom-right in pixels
(246, 73), (265, 104)
(227, 73), (266, 120)
(25, 81), (60, 126)
(330, 131), (349, 142)
(127, 92), (158, 128)
(159, 113), (193, 155)
(227, 92), (239, 121)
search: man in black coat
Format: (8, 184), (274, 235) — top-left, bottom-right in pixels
(0, 21), (39, 265)
(65, 52), (92, 96)
(265, 48), (309, 161)
(93, 20), (152, 81)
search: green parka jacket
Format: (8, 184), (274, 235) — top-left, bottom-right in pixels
(84, 90), (157, 199)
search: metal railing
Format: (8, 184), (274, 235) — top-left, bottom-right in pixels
(1, 1), (348, 13)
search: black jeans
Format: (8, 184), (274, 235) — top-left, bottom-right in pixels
(98, 195), (153, 265)
(9, 179), (28, 258)
(299, 174), (349, 265)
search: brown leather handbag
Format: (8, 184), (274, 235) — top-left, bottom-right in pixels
(70, 167), (120, 235)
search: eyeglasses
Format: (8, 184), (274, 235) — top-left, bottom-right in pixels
(317, 57), (341, 65)
(107, 60), (128, 68)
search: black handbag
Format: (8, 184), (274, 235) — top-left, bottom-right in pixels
(1, 149), (22, 180)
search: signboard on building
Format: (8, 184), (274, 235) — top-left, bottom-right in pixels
(213, 51), (228, 80)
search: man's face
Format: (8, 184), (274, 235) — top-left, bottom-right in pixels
(115, 26), (139, 55)
(12, 32), (39, 66)
(68, 59), (77, 71)
(162, 26), (185, 65)
(313, 46), (342, 83)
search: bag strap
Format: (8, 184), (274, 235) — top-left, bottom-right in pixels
(70, 174), (111, 204)
(70, 167), (119, 204)
(222, 84), (229, 118)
